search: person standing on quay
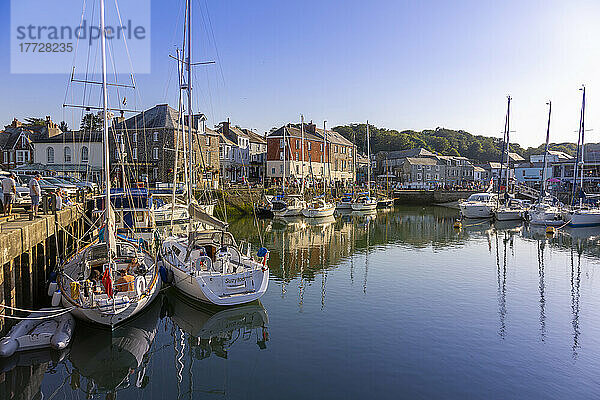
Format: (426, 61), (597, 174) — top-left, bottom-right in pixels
(29, 174), (42, 217)
(2, 173), (17, 217)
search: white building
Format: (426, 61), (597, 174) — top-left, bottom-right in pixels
(32, 131), (103, 182)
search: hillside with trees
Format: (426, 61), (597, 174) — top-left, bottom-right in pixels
(332, 124), (578, 163)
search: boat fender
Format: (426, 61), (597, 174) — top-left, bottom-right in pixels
(70, 282), (80, 300)
(47, 281), (58, 297)
(159, 265), (168, 283)
(257, 247), (269, 268)
(51, 290), (62, 307)
(135, 276), (146, 296)
(51, 313), (75, 350)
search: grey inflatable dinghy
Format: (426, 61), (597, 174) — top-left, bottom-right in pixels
(0, 308), (75, 357)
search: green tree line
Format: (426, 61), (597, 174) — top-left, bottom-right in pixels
(332, 124), (578, 163)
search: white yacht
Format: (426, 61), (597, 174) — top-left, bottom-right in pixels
(351, 195), (378, 211)
(528, 199), (564, 226)
(566, 207), (600, 227)
(336, 194), (354, 210)
(272, 195), (306, 217)
(495, 199), (528, 221)
(302, 198), (335, 218)
(160, 230), (269, 306)
(460, 193), (498, 218)
(58, 240), (160, 327)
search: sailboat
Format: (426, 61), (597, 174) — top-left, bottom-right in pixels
(302, 120), (336, 218)
(494, 96), (527, 221)
(56, 0), (161, 328)
(528, 101), (565, 226)
(159, 0), (269, 306)
(377, 157), (394, 208)
(566, 85), (600, 227)
(271, 121), (306, 217)
(352, 121), (377, 211)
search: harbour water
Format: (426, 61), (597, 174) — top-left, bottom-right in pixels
(7, 206), (600, 399)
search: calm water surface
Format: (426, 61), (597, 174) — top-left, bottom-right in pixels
(6, 206), (600, 399)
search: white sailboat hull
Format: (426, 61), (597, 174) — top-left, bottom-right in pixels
(567, 209), (600, 227)
(495, 209), (524, 221)
(160, 234), (269, 306)
(273, 206), (303, 217)
(302, 205), (335, 218)
(351, 202), (377, 211)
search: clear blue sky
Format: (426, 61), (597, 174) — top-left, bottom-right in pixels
(1, 0), (599, 147)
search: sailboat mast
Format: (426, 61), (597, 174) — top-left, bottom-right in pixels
(186, 0), (193, 205)
(540, 101), (551, 200)
(497, 97), (509, 205)
(366, 121), (371, 198)
(353, 128), (356, 196)
(301, 115), (305, 196)
(171, 48), (185, 229)
(282, 126), (286, 193)
(99, 0), (113, 251)
(579, 85), (586, 200)
(324, 120), (328, 197)
(504, 96), (511, 195)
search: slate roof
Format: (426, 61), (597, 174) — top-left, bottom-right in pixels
(405, 157), (439, 166)
(375, 148), (437, 159)
(244, 129), (266, 144)
(32, 131), (103, 143)
(114, 104), (182, 131)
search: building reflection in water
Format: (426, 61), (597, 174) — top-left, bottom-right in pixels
(537, 240), (547, 342)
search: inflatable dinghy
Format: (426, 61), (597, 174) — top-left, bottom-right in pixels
(0, 308), (75, 357)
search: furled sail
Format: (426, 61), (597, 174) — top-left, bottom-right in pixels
(188, 203), (228, 231)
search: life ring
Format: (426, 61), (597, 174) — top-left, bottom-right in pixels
(135, 276), (146, 296)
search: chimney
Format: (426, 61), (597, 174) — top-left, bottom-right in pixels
(221, 120), (230, 136)
(11, 118), (22, 128)
(306, 121), (316, 134)
(46, 116), (61, 137)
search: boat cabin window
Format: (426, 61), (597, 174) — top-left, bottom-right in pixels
(467, 194), (492, 202)
(171, 246), (181, 257)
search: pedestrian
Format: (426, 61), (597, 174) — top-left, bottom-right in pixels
(29, 174), (42, 217)
(2, 173), (17, 216)
(55, 189), (63, 211)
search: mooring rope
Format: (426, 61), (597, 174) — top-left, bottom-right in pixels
(0, 305), (75, 314)
(0, 307), (75, 320)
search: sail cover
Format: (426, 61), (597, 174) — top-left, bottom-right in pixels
(188, 203), (228, 230)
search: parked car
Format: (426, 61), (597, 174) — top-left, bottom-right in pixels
(57, 175), (97, 192)
(19, 175), (60, 195)
(41, 177), (79, 196)
(0, 171), (31, 207)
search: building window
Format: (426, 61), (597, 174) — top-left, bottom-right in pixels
(280, 139), (284, 148)
(296, 165), (300, 174)
(64, 147), (72, 163)
(16, 151), (24, 164)
(206, 136), (210, 146)
(280, 151), (284, 160)
(153, 167), (158, 179)
(2, 151), (7, 163)
(47, 147), (55, 164)
(271, 167), (275, 174)
(133, 148), (138, 160)
(320, 143), (323, 151)
(435, 165), (439, 171)
(153, 132), (159, 142)
(153, 148), (159, 160)
(295, 140), (299, 150)
(295, 153), (299, 161)
(427, 165), (431, 170)
(81, 146), (89, 162)
(435, 174), (439, 180)
(417, 173), (422, 180)
(308, 142), (311, 150)
(417, 165), (422, 170)
(133, 132), (137, 143)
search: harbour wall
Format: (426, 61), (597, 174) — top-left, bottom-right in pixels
(392, 190), (477, 205)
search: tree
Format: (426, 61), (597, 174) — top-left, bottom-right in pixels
(59, 121), (69, 132)
(24, 117), (45, 126)
(81, 113), (102, 132)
